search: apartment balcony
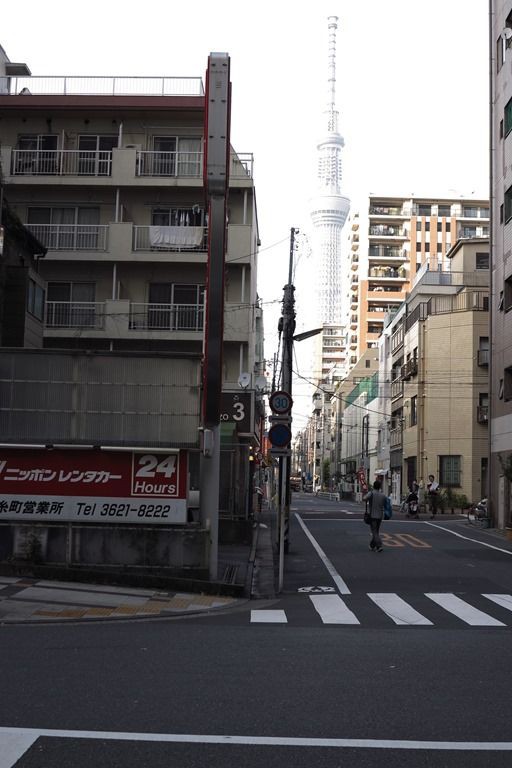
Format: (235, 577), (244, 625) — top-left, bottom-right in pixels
(368, 246), (403, 259)
(368, 225), (407, 238)
(45, 302), (106, 330)
(369, 205), (407, 217)
(390, 426), (402, 448)
(133, 225), (207, 252)
(26, 224), (109, 252)
(477, 349), (489, 366)
(477, 405), (489, 424)
(401, 358), (418, 380)
(391, 378), (403, 401)
(350, 314), (358, 329)
(368, 267), (406, 280)
(457, 226), (489, 239)
(33, 221), (252, 264)
(1, 146), (253, 187)
(44, 299), (250, 342)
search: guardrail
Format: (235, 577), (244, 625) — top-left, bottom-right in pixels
(129, 303), (204, 331)
(12, 149), (113, 176)
(315, 491), (341, 501)
(1, 76), (204, 96)
(26, 224), (108, 251)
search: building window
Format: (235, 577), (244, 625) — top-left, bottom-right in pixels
(498, 35), (505, 71)
(439, 455), (461, 487)
(438, 205), (451, 217)
(27, 279), (45, 321)
(499, 378), (504, 400)
(501, 204), (504, 224)
(418, 205), (431, 216)
(505, 99), (512, 136)
(501, 119), (504, 139)
(505, 186), (512, 223)
(476, 252), (489, 270)
(505, 275), (512, 312)
(505, 366), (512, 402)
(410, 395), (417, 426)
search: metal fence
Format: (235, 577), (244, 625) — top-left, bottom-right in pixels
(129, 303), (204, 331)
(26, 224), (108, 251)
(45, 302), (105, 329)
(11, 150), (113, 176)
(1, 76), (204, 96)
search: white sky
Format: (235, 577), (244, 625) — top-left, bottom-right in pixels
(1, 0), (490, 429)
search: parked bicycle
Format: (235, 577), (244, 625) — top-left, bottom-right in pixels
(466, 498), (490, 527)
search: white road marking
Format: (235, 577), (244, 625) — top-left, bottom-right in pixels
(425, 522), (512, 556)
(0, 727), (512, 751)
(426, 593), (506, 626)
(250, 610), (287, 623)
(295, 513), (351, 594)
(309, 594), (359, 624)
(0, 731), (37, 768)
(483, 594), (512, 613)
(368, 593), (433, 626)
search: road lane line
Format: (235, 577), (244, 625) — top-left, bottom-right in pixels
(0, 731), (37, 768)
(426, 593), (506, 626)
(295, 514), (351, 594)
(309, 594), (359, 624)
(1, 727), (512, 751)
(368, 593), (433, 626)
(250, 610), (287, 623)
(483, 594), (512, 613)
(425, 522), (512, 556)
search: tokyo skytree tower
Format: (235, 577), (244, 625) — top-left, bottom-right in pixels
(310, 16), (350, 325)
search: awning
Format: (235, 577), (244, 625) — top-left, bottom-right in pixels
(375, 468), (389, 475)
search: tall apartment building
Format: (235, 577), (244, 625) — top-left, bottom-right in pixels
(310, 16), (350, 383)
(381, 239), (489, 505)
(355, 195), (489, 357)
(0, 54), (261, 389)
(0, 48), (264, 549)
(490, 3), (512, 528)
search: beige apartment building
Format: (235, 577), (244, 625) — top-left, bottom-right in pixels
(386, 239), (489, 504)
(490, 2), (512, 528)
(356, 195), (489, 358)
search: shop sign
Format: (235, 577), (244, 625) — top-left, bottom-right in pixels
(0, 449), (188, 524)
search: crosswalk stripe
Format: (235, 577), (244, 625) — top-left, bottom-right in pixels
(425, 593), (506, 626)
(368, 593), (433, 626)
(482, 594), (512, 613)
(309, 594), (360, 624)
(250, 610), (287, 623)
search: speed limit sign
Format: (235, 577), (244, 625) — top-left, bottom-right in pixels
(269, 390), (293, 414)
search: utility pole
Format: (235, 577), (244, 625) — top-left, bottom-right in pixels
(200, 53), (231, 582)
(279, 227), (297, 556)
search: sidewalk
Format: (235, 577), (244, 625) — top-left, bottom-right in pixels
(0, 506), (277, 624)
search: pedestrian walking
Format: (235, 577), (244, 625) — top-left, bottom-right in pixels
(364, 479), (387, 552)
(427, 474), (440, 518)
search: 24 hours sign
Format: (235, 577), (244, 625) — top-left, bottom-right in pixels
(0, 449), (188, 524)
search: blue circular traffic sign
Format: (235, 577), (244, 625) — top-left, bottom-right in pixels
(268, 423), (292, 448)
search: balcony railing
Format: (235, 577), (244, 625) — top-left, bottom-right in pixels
(45, 302), (105, 329)
(390, 427), (402, 448)
(369, 267), (406, 279)
(369, 246), (403, 259)
(137, 151), (202, 177)
(26, 224), (108, 251)
(401, 359), (418, 380)
(129, 303), (204, 331)
(133, 225), (207, 252)
(477, 405), (489, 423)
(369, 225), (406, 237)
(1, 75), (204, 96)
(391, 378), (403, 400)
(11, 149), (113, 176)
(136, 151), (253, 179)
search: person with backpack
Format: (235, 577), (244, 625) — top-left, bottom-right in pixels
(363, 479), (389, 552)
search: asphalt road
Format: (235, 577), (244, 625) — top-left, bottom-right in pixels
(1, 495), (512, 767)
